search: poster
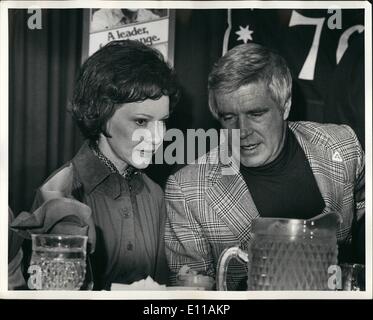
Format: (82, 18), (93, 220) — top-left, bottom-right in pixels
(89, 8), (170, 61)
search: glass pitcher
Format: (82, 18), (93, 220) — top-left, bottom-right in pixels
(216, 212), (342, 290)
(29, 234), (88, 290)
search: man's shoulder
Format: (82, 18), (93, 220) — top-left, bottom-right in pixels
(167, 149), (220, 184)
(290, 121), (360, 148)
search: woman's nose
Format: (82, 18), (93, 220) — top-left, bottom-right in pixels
(150, 121), (165, 146)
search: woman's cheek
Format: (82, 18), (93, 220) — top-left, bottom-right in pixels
(129, 128), (150, 167)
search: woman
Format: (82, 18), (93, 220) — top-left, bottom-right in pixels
(33, 40), (179, 290)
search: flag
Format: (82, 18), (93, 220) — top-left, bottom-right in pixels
(225, 9), (364, 145)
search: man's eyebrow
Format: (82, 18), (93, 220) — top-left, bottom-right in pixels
(218, 112), (235, 117)
(246, 107), (269, 113)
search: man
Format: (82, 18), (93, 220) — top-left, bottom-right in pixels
(165, 43), (365, 290)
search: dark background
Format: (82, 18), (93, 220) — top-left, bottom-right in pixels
(8, 9), (365, 215)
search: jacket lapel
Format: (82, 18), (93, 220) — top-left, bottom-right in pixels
(205, 163), (259, 243)
(205, 123), (346, 243)
(291, 125), (345, 215)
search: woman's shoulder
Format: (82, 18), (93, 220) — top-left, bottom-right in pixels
(38, 142), (92, 192)
(41, 161), (74, 185)
(32, 161), (75, 211)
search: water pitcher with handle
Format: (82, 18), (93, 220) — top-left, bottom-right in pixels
(216, 212), (342, 290)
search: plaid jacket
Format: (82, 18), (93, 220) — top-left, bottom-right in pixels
(164, 122), (365, 290)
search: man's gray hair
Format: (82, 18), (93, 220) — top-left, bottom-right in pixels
(208, 43), (292, 118)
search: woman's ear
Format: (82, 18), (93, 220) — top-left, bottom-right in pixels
(104, 118), (112, 136)
(282, 98), (292, 120)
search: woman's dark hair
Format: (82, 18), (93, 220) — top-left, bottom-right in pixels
(70, 40), (180, 141)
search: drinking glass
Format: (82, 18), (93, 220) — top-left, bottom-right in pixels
(30, 234), (88, 290)
(340, 263), (365, 291)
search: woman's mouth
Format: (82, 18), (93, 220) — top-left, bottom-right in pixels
(140, 149), (154, 157)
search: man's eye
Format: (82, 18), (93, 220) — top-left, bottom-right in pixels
(223, 116), (234, 122)
(135, 119), (148, 126)
(251, 112), (265, 117)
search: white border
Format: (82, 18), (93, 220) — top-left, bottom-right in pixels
(0, 1), (370, 9)
(1, 1), (372, 300)
(364, 0), (372, 301)
(0, 0), (10, 299)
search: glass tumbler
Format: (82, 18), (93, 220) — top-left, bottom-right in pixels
(29, 234), (88, 290)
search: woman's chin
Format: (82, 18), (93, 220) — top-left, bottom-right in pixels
(130, 156), (152, 169)
(132, 162), (150, 170)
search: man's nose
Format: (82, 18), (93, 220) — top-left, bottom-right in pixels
(238, 117), (253, 139)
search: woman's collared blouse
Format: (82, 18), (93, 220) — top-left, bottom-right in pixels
(35, 141), (169, 290)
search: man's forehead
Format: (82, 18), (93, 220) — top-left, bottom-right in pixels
(215, 83), (275, 110)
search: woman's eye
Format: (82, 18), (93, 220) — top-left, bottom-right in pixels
(135, 119), (148, 126)
(223, 116), (234, 122)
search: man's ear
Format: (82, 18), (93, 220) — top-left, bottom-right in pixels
(282, 98), (292, 120)
(208, 92), (219, 120)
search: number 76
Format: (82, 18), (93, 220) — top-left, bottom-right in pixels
(289, 10), (364, 80)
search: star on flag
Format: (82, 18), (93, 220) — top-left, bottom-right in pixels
(235, 25), (254, 43)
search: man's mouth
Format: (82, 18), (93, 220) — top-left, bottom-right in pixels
(240, 143), (260, 152)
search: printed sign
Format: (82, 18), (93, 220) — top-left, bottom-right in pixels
(89, 8), (170, 60)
